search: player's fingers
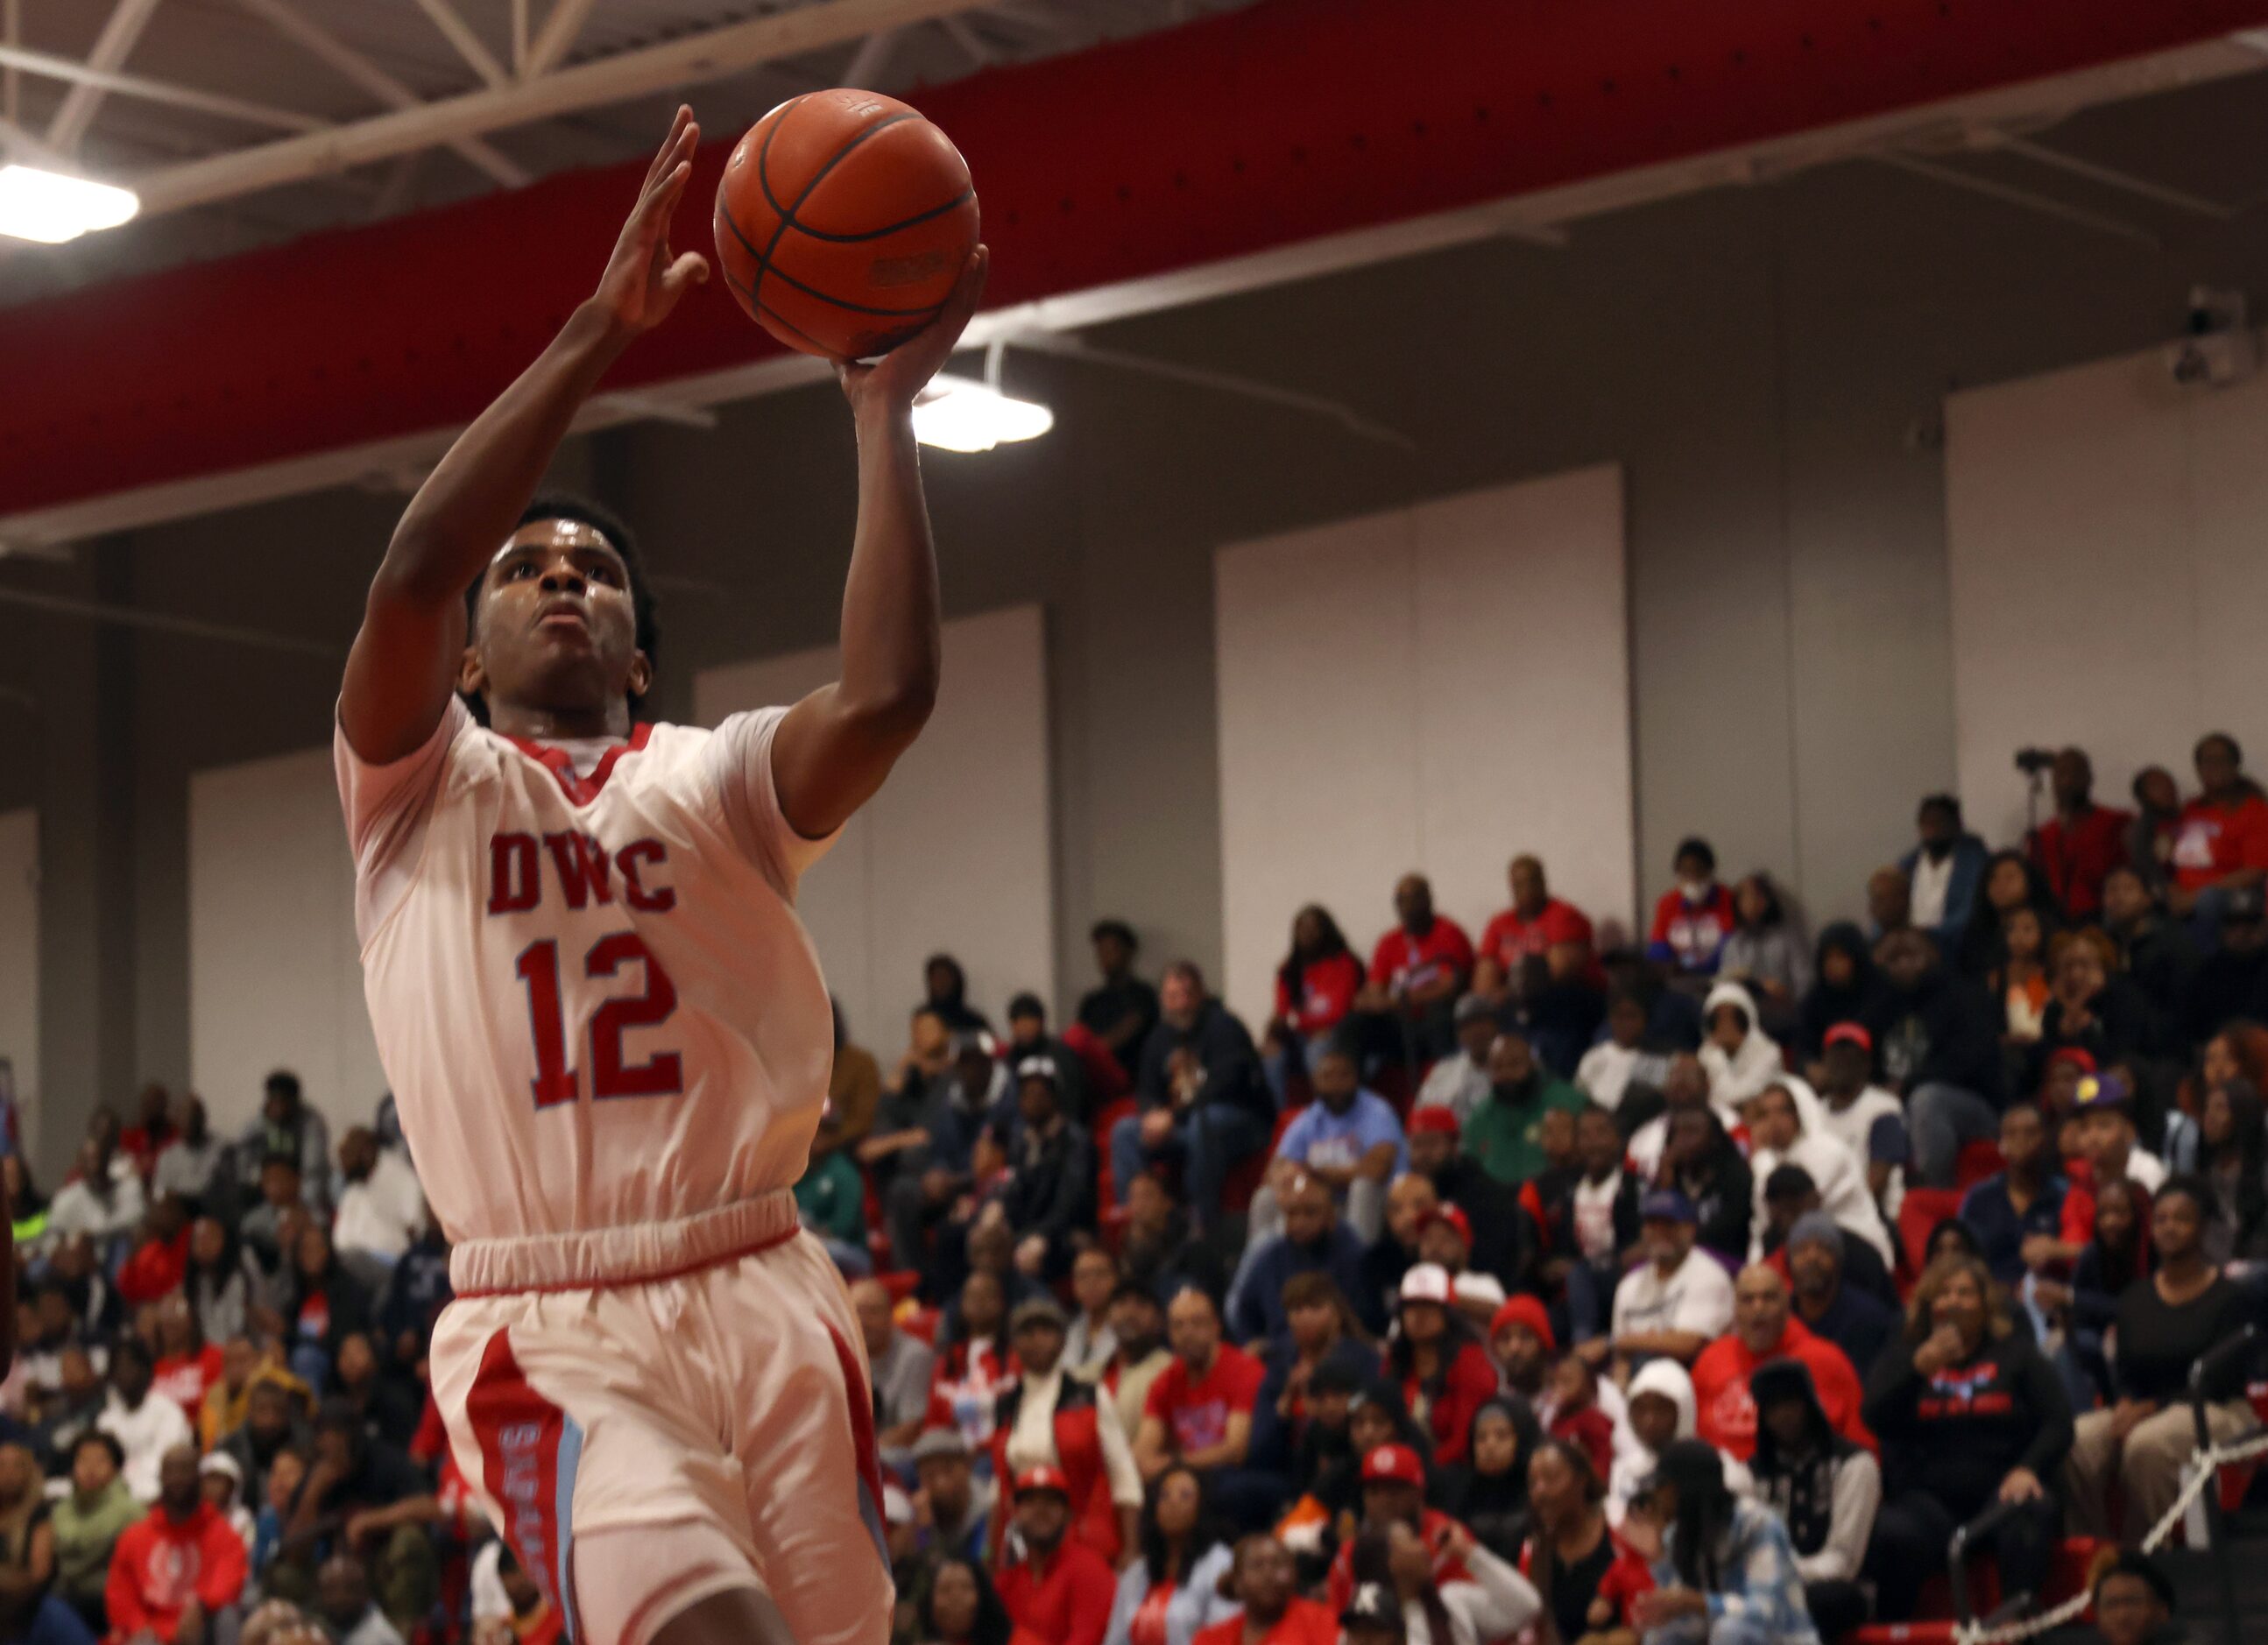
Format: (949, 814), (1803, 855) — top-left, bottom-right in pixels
(632, 161), (692, 242)
(643, 105), (693, 189)
(663, 251), (710, 293)
(932, 244), (991, 340)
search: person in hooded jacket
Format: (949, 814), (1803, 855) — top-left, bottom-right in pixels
(1747, 1359), (1879, 1643)
(1863, 931), (2007, 1189)
(1429, 1397), (1542, 1564)
(1607, 1359), (1698, 1529)
(1717, 878), (1810, 1040)
(1798, 928), (1885, 1070)
(1698, 985), (1786, 1112)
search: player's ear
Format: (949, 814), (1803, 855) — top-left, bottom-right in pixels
(626, 651), (653, 701)
(456, 645), (487, 698)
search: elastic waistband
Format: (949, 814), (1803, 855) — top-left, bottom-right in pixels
(449, 1190), (801, 1296)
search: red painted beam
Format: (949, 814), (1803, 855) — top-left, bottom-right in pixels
(2, 0), (2261, 515)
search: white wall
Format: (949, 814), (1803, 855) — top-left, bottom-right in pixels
(1213, 467), (1634, 1029)
(189, 747), (382, 1137)
(694, 604), (1056, 1048)
(1946, 340), (2268, 844)
(0, 809), (39, 1159)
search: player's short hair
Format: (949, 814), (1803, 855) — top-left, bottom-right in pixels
(463, 491), (661, 705)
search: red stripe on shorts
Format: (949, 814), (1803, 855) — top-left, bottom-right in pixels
(823, 1319), (890, 1567)
(464, 1330), (569, 1613)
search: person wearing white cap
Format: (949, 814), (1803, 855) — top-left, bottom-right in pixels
(199, 1449), (257, 1550)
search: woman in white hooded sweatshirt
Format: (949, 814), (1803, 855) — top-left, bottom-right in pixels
(1609, 1359), (1751, 1527)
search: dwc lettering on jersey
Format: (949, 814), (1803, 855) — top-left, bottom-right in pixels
(487, 831), (677, 914)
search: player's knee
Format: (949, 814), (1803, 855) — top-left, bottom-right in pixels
(648, 1584), (799, 1645)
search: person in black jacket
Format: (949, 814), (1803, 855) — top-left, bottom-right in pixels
(1862, 1253), (2072, 1621)
(1749, 1358), (1880, 1642)
(1406, 1113), (1537, 1296)
(996, 1055), (1098, 1284)
(1658, 1107), (1752, 1267)
(1799, 923), (1887, 1067)
(1112, 964), (1273, 1234)
(2101, 867), (2200, 1036)
(1866, 930), (2008, 1188)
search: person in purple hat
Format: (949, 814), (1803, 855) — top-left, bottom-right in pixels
(1593, 1190), (1733, 1373)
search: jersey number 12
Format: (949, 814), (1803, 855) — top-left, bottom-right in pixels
(514, 934), (682, 1106)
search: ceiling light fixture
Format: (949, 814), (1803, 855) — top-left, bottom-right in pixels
(911, 374), (1053, 454)
(0, 164), (141, 244)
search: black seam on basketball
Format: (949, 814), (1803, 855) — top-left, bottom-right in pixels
(785, 187), (974, 244)
(753, 95), (809, 223)
(745, 253), (954, 318)
(720, 265), (837, 356)
(746, 109), (920, 316)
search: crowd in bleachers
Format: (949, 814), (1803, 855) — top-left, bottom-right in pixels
(809, 735), (2268, 1645)
(2, 734), (2264, 1645)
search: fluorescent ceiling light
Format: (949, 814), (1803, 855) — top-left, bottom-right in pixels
(912, 375), (1054, 454)
(0, 165), (140, 244)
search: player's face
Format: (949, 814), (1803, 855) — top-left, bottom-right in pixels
(463, 519), (649, 718)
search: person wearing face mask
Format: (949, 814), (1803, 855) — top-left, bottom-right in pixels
(1899, 794), (1989, 945)
(1647, 841), (1735, 979)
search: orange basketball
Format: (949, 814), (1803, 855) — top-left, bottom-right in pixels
(713, 89), (979, 361)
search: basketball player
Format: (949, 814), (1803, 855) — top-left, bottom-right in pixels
(334, 107), (985, 1645)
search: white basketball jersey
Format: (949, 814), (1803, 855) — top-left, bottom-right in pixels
(335, 696), (836, 1246)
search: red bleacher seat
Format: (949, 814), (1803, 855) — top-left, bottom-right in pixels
(1897, 1187), (1965, 1284)
(1846, 1537), (2101, 1645)
(1954, 1139), (2006, 1191)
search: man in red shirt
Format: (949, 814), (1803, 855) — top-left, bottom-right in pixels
(106, 1443), (248, 1644)
(1134, 1289), (1272, 1525)
(1325, 1444), (1480, 1611)
(2027, 748), (2132, 921)
(1688, 1265), (1871, 1463)
(1358, 875), (1473, 1060)
(993, 1467), (1118, 1645)
(1477, 855), (1600, 999)
(2170, 732), (2268, 935)
(1193, 1536), (1337, 1645)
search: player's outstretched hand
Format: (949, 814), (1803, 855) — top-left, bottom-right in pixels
(837, 244), (990, 415)
(593, 105), (710, 342)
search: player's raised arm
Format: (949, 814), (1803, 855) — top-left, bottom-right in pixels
(339, 109), (709, 763)
(769, 246), (989, 840)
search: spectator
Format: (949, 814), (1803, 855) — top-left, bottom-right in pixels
(1649, 839), (1735, 978)
(48, 1140), (145, 1250)
(1555, 1108), (1640, 1345)
(2182, 887), (2268, 1045)
(1341, 1514), (1542, 1645)
(1325, 1441), (1473, 1613)
(105, 1444), (246, 1645)
(1104, 1287), (1174, 1447)
(2188, 1078), (2268, 1261)
(1797, 927), (1884, 1067)
(1102, 1466), (1236, 1645)
(1958, 1102), (2067, 1287)
(2101, 866), (2200, 1029)
(1575, 994), (1674, 1119)
(921, 955), (991, 1034)
(931, 1269), (1018, 1449)
(1657, 1109), (1753, 1268)
(1080, 922), (1162, 1082)
(2063, 1176), (2257, 1542)
(1718, 875), (1811, 1018)
(99, 1342), (194, 1505)
(1117, 965), (1272, 1235)
(1358, 1176), (1437, 1339)
(2038, 1177), (2151, 1407)
(6, 1156), (50, 1264)
(912, 1429), (993, 1565)
(151, 1098), (234, 1221)
(1629, 1438), (1819, 1645)
(1252, 1274), (1378, 1471)
(51, 1432), (138, 1635)
(236, 1159), (304, 1278)
(0, 1438), (91, 1645)
(1866, 868), (1911, 944)
(1623, 1055), (1722, 1187)
(1388, 1267), (1497, 1467)
(118, 1087), (179, 1185)
(1134, 1291), (1270, 1526)
(196, 1456), (254, 1553)
(1357, 877), (1476, 1064)
(2129, 767), (2185, 898)
(994, 1467), (1118, 1645)
(2084, 1553), (2181, 1645)
(1431, 1398), (1542, 1564)
(1000, 1056), (1099, 1283)
(1812, 1027), (1906, 1220)
(795, 1118), (870, 1275)
(1861, 1254), (2071, 1621)
(1696, 985), (1783, 1112)
(280, 1225), (372, 1394)
(1462, 1033), (1585, 1189)
(330, 1334), (417, 1454)
(235, 1075), (329, 1212)
(1118, 1176), (1226, 1310)
(1747, 1359), (1879, 1645)
(1007, 996), (1091, 1122)
(1865, 930), (2006, 1188)
(118, 1198), (193, 1309)
(1784, 1216), (1896, 1385)
(314, 1552), (404, 1645)
(1193, 1536), (1335, 1645)
(1955, 851), (2060, 985)
(1757, 1174), (1896, 1310)
(1261, 1047), (1404, 1244)
(1995, 903), (2053, 1044)
(279, 1402), (435, 1627)
(1902, 794), (1989, 944)
(917, 1555), (1014, 1645)
(1540, 1355), (1617, 1485)
(992, 1300), (1142, 1565)
(1607, 1360), (1694, 1529)
(329, 1131), (424, 1294)
(1227, 1175), (1366, 1349)
(1272, 907), (1367, 1077)
(1477, 857), (1599, 1003)
(1064, 1248), (1120, 1375)
(1417, 1000), (1501, 1131)
(151, 1297), (222, 1422)
(880, 1031), (1008, 1281)
(2029, 749), (2133, 921)
(1740, 1087), (1890, 1268)
(217, 1377), (310, 1516)
(1686, 1267), (1869, 1463)
(1409, 1121), (1534, 1303)
(2031, 930), (2159, 1096)
(1520, 1437), (1651, 1645)
(2168, 732), (2268, 933)
(182, 1221), (254, 1355)
(825, 999), (885, 1151)
(851, 1277), (936, 1470)
(1600, 1191), (1735, 1371)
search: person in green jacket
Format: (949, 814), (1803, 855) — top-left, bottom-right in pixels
(1460, 1028), (1585, 1186)
(796, 1135), (872, 1274)
(50, 1430), (141, 1635)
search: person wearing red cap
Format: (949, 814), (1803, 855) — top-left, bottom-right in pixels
(1812, 1024), (1908, 1223)
(1324, 1445), (1476, 1615)
(1388, 1267), (1499, 1466)
(1687, 1266), (1872, 1464)
(995, 1465), (1119, 1645)
(1194, 1536), (1337, 1645)
(1405, 1113), (1536, 1302)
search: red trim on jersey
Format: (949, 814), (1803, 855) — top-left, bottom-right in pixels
(463, 1331), (569, 1614)
(503, 722), (655, 805)
(450, 1220), (799, 1299)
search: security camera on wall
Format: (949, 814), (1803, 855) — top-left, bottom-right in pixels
(2166, 287), (2257, 388)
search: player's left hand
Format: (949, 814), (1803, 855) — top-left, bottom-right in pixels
(836, 244), (990, 416)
